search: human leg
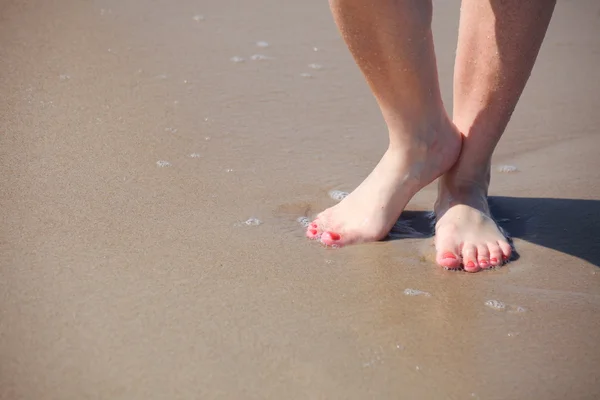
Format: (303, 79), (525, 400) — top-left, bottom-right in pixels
(307, 0), (461, 246)
(434, 0), (556, 271)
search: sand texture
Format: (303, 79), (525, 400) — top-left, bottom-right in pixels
(1, 0), (599, 399)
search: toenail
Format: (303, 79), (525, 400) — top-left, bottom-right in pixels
(310, 223), (317, 228)
(442, 252), (457, 260)
(327, 232), (341, 241)
(466, 261), (475, 268)
(309, 229), (317, 235)
(479, 260), (488, 266)
(502, 255), (509, 261)
(490, 258), (498, 263)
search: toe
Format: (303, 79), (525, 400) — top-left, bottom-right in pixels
(476, 244), (491, 269)
(461, 243), (480, 272)
(498, 240), (512, 262)
(306, 219), (323, 239)
(320, 231), (342, 247)
(488, 242), (503, 267)
(435, 237), (461, 270)
(306, 228), (320, 239)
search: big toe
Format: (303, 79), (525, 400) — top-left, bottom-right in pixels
(435, 238), (461, 269)
(320, 231), (343, 247)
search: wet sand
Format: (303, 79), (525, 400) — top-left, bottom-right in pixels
(1, 0), (599, 399)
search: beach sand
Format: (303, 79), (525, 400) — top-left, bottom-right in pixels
(1, 0), (599, 398)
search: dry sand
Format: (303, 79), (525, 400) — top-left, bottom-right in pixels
(1, 0), (600, 399)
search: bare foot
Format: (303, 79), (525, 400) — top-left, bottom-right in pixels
(307, 118), (462, 247)
(434, 175), (512, 272)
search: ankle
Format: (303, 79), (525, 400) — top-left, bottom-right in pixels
(437, 172), (490, 212)
(387, 111), (456, 153)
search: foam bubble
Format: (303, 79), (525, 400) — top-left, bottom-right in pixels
(230, 56), (245, 63)
(297, 216), (310, 227)
(156, 160), (171, 167)
(250, 54), (272, 61)
(300, 73), (313, 78)
(59, 74), (70, 80)
(225, 168), (234, 172)
(164, 127), (178, 133)
(245, 218), (262, 226)
(508, 305), (527, 314)
(484, 300), (506, 310)
(193, 14), (205, 21)
(313, 47), (319, 52)
(154, 74), (168, 80)
(256, 41), (269, 48)
(308, 63), (323, 70)
(189, 153), (201, 158)
(404, 288), (431, 297)
(328, 190), (349, 201)
(497, 165), (518, 173)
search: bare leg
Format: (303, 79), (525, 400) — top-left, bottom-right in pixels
(434, 0), (556, 271)
(307, 0), (461, 246)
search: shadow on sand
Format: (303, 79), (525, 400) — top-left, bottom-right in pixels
(389, 196), (600, 268)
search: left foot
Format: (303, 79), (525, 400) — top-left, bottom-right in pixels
(434, 174), (512, 272)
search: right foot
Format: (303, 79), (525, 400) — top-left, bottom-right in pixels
(434, 173), (513, 272)
(307, 118), (462, 247)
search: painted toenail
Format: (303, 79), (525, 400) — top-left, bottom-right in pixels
(310, 223), (318, 228)
(490, 258), (498, 263)
(466, 261), (475, 268)
(327, 232), (341, 241)
(479, 260), (488, 266)
(442, 252), (456, 260)
(309, 229), (317, 235)
(502, 255), (509, 261)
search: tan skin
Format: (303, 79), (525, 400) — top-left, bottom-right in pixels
(307, 0), (556, 272)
